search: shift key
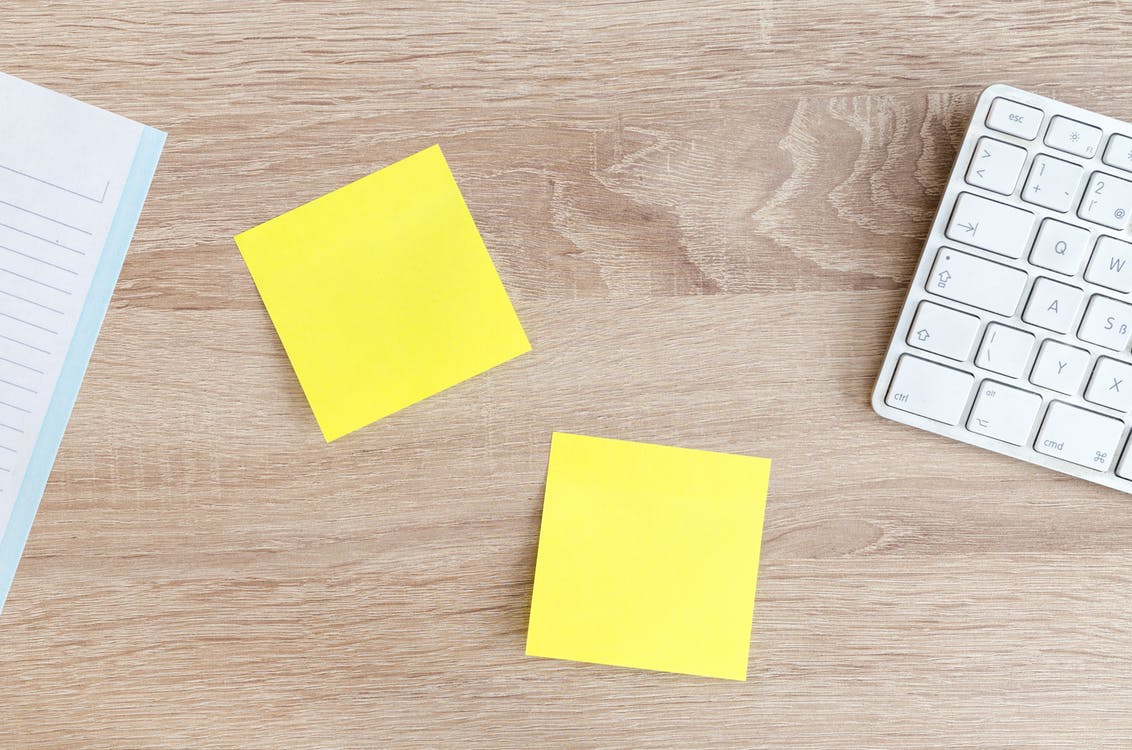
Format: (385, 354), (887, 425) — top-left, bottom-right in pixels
(926, 247), (1028, 316)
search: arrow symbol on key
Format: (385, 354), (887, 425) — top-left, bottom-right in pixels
(958, 221), (978, 235)
(916, 329), (930, 341)
(938, 270), (952, 283)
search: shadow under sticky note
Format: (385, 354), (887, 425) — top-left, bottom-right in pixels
(526, 433), (772, 681)
(234, 145), (530, 441)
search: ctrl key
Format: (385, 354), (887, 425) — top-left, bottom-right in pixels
(885, 355), (974, 425)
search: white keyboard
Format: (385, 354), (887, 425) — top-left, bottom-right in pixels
(873, 84), (1132, 494)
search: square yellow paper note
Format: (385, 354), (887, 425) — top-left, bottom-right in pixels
(526, 433), (771, 681)
(235, 145), (530, 441)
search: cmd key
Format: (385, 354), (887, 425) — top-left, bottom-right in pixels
(1034, 401), (1125, 471)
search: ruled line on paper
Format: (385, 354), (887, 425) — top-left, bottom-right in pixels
(0, 378), (36, 394)
(0, 266), (73, 294)
(0, 163), (108, 204)
(0, 243), (80, 275)
(0, 199), (92, 235)
(0, 310), (57, 335)
(0, 287), (64, 315)
(0, 333), (50, 355)
(0, 356), (45, 375)
(0, 220), (86, 255)
(0, 445), (16, 453)
(0, 422), (25, 434)
(0, 400), (30, 415)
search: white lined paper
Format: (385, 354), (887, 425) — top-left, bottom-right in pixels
(0, 73), (143, 535)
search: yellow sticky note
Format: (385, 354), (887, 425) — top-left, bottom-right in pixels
(526, 433), (771, 681)
(234, 145), (530, 441)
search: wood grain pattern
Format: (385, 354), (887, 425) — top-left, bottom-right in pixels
(4, 1), (1132, 747)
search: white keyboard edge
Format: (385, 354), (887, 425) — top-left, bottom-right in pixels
(872, 83), (1132, 495)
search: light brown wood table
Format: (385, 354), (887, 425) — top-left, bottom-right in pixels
(4, 2), (1132, 747)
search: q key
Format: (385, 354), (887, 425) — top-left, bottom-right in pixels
(1029, 218), (1090, 276)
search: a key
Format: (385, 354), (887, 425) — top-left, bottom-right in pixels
(885, 355), (974, 425)
(1044, 116), (1103, 159)
(1021, 154), (1083, 213)
(1021, 277), (1084, 334)
(946, 192), (1035, 258)
(967, 380), (1042, 445)
(1030, 339), (1090, 395)
(1084, 236), (1132, 293)
(966, 137), (1027, 195)
(986, 97), (1043, 140)
(1078, 171), (1132, 230)
(1102, 133), (1132, 173)
(975, 323), (1034, 379)
(1028, 218), (1090, 275)
(906, 301), (980, 361)
(926, 247), (1028, 316)
(1077, 295), (1132, 351)
(1084, 357), (1132, 412)
(1034, 401), (1123, 471)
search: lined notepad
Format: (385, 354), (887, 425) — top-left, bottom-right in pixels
(0, 73), (165, 611)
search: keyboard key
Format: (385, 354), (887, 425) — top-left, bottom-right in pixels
(1021, 154), (1083, 212)
(1022, 277), (1083, 334)
(1077, 295), (1132, 351)
(1078, 171), (1132, 230)
(1044, 115), (1102, 159)
(1115, 437), (1132, 480)
(1085, 357), (1132, 412)
(946, 192), (1035, 258)
(965, 137), (1027, 195)
(975, 323), (1034, 379)
(1102, 133), (1132, 173)
(967, 380), (1042, 445)
(906, 301), (980, 361)
(1084, 235), (1132, 293)
(1035, 401), (1123, 470)
(926, 247), (1028, 316)
(885, 355), (974, 425)
(1029, 218), (1090, 275)
(1030, 339), (1090, 395)
(986, 97), (1042, 140)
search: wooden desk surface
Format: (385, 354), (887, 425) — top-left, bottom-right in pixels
(5, 2), (1132, 747)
